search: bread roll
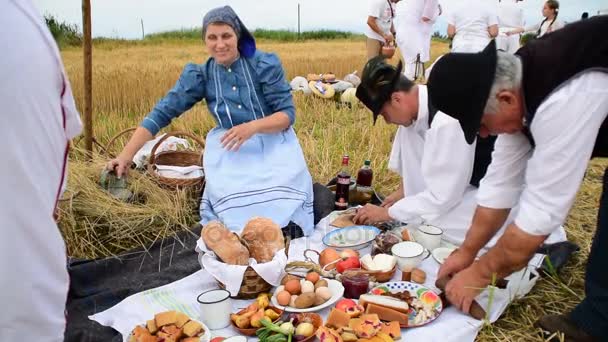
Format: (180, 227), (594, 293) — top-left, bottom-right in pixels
(241, 217), (284, 263)
(201, 221), (250, 265)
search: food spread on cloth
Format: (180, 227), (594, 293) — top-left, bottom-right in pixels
(129, 310), (208, 342)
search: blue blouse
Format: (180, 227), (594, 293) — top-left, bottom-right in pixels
(141, 51), (296, 135)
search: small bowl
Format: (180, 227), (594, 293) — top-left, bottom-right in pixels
(289, 312), (323, 342)
(230, 306), (284, 336)
(361, 264), (397, 283)
(382, 45), (396, 58)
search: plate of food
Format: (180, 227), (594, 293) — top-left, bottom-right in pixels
(128, 310), (210, 342)
(323, 225), (381, 250)
(271, 278), (345, 313)
(366, 281), (443, 327)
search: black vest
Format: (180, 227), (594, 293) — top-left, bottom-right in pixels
(516, 15), (608, 157)
(428, 103), (496, 187)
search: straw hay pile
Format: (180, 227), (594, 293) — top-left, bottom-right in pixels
(57, 149), (200, 259)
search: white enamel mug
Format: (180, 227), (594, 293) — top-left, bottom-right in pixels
(391, 241), (430, 272)
(413, 224), (443, 251)
(197, 289), (231, 330)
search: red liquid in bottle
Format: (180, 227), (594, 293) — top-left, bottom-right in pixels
(356, 160), (373, 204)
(335, 155), (350, 210)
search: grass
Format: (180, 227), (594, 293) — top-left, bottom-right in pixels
(58, 38), (604, 341)
(144, 28), (364, 42)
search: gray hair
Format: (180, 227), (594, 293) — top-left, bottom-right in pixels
(484, 51), (523, 113)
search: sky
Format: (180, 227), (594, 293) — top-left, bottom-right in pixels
(32, 0), (608, 40)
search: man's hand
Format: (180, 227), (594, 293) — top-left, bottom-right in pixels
(221, 121), (258, 151)
(383, 32), (395, 44)
(444, 264), (490, 313)
(353, 204), (391, 224)
(380, 190), (404, 208)
(438, 248), (476, 279)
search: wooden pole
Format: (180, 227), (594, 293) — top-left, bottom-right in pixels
(82, 0), (93, 159)
(141, 19), (145, 40)
(297, 4), (301, 39)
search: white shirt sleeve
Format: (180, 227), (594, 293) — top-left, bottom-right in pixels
(368, 0), (384, 18)
(477, 132), (531, 209)
(422, 0), (439, 19)
(487, 6), (499, 26)
(388, 126), (404, 175)
(388, 113), (475, 222)
(524, 21), (541, 34)
(514, 71), (608, 236)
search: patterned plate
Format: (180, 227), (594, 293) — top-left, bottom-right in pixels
(369, 281), (443, 328)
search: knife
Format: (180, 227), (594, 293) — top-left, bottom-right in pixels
(435, 276), (508, 320)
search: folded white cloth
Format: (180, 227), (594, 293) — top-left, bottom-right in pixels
(196, 239), (287, 296)
(156, 165), (204, 179)
(132, 134), (191, 169)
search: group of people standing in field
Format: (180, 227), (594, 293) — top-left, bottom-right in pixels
(365, 0), (565, 77)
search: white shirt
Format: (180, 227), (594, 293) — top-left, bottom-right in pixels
(477, 71), (608, 236)
(387, 86), (480, 245)
(448, 0), (498, 52)
(394, 0), (439, 62)
(497, 0), (524, 30)
(525, 18), (565, 37)
(0, 1), (82, 341)
(366, 0), (396, 42)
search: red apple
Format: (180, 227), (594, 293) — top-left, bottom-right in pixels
(340, 249), (359, 259)
(210, 338), (226, 342)
(336, 256), (361, 273)
(335, 298), (357, 312)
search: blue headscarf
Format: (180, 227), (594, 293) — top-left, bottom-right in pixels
(202, 6), (257, 58)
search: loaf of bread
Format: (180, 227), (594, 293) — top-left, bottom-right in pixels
(201, 221), (250, 265)
(241, 217), (285, 263)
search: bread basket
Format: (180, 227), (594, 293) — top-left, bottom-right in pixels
(381, 41), (396, 59)
(216, 236), (291, 299)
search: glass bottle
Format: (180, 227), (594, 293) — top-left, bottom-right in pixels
(335, 155), (351, 210)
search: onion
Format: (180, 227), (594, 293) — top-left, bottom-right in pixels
(319, 248), (341, 270)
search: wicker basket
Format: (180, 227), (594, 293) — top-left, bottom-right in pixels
(104, 127), (138, 159)
(217, 235), (290, 299)
(147, 131), (205, 190)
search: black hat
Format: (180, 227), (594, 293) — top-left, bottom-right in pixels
(427, 40), (498, 144)
(356, 56), (405, 124)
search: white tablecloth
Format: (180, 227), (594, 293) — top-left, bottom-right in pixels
(90, 215), (544, 342)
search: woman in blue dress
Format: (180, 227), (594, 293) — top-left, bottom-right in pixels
(107, 6), (314, 235)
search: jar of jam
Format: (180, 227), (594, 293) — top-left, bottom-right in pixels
(341, 273), (369, 299)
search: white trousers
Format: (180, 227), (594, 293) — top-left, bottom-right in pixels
(496, 34), (521, 54)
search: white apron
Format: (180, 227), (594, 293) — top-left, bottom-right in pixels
(200, 127), (314, 235)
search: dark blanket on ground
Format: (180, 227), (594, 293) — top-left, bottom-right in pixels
(65, 182), (336, 342)
(64, 225), (202, 342)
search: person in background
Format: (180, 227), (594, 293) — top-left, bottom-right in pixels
(0, 0), (83, 340)
(428, 16), (608, 341)
(507, 0), (564, 38)
(394, 0), (440, 80)
(107, 6), (314, 236)
(447, 0), (499, 53)
(496, 0), (525, 53)
(365, 0), (401, 60)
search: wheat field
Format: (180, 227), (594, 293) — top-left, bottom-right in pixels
(59, 39), (601, 341)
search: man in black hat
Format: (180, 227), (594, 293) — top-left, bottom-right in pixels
(351, 56), (566, 250)
(429, 16), (608, 341)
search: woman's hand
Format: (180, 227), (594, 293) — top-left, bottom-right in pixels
(106, 154), (133, 178)
(221, 121), (258, 151)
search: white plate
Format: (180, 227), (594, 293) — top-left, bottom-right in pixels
(270, 279), (344, 313)
(432, 247), (456, 265)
